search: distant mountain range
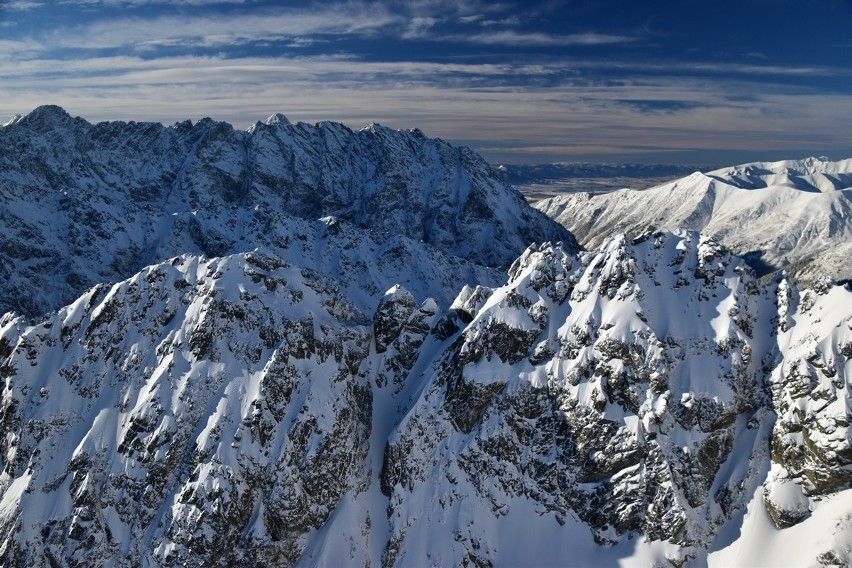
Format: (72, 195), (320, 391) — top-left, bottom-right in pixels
(497, 162), (709, 200)
(1, 107), (851, 567)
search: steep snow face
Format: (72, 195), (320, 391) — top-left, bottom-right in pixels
(535, 157), (852, 284)
(381, 231), (775, 566)
(708, 280), (852, 568)
(380, 231), (852, 567)
(0, 247), (480, 568)
(768, 280), (852, 513)
(0, 106), (572, 318)
(1, 232), (852, 567)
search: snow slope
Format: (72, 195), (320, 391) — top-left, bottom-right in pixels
(380, 231), (852, 567)
(535, 157), (852, 283)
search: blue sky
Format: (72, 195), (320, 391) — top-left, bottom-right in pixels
(1, 0), (851, 164)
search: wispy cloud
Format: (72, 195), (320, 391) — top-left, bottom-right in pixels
(548, 59), (838, 78)
(463, 30), (637, 46)
(2, 51), (850, 164)
(13, 3), (400, 53)
(2, 0), (850, 164)
(0, 38), (41, 53)
(0, 54), (555, 83)
(1, 1), (44, 9)
(393, 0), (510, 18)
(642, 61), (833, 77)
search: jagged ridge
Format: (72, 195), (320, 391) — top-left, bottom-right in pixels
(0, 105), (573, 318)
(3, 106), (852, 567)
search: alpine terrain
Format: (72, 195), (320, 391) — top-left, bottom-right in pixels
(1, 107), (851, 567)
(535, 157), (852, 284)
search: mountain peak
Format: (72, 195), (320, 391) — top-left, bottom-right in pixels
(18, 104), (85, 129)
(2, 110), (852, 567)
(536, 155), (852, 283)
(706, 156), (852, 188)
(0, 107), (570, 317)
(264, 112), (290, 126)
(360, 122), (386, 135)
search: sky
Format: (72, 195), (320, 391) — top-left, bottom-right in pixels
(1, 0), (851, 165)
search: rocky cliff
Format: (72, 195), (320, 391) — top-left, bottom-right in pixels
(1, 108), (851, 567)
(0, 105), (572, 318)
(1, 231), (851, 566)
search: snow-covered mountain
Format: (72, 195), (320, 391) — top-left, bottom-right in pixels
(2, 107), (852, 566)
(535, 157), (852, 283)
(379, 231), (852, 566)
(2, 231), (851, 566)
(0, 105), (572, 318)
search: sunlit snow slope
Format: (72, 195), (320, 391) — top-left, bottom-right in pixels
(2, 231), (851, 567)
(535, 157), (852, 283)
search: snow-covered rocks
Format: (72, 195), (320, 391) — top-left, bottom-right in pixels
(769, 279), (852, 512)
(3, 105), (852, 567)
(2, 228), (852, 566)
(763, 466), (811, 529)
(382, 232), (768, 560)
(0, 252), (379, 566)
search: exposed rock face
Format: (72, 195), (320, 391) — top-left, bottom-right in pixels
(381, 231), (778, 565)
(374, 286), (419, 354)
(0, 105), (573, 318)
(374, 288), (439, 392)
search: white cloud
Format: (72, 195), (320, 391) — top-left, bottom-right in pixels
(1, 1), (44, 9)
(392, 0), (507, 18)
(0, 37), (40, 51)
(403, 16), (438, 38)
